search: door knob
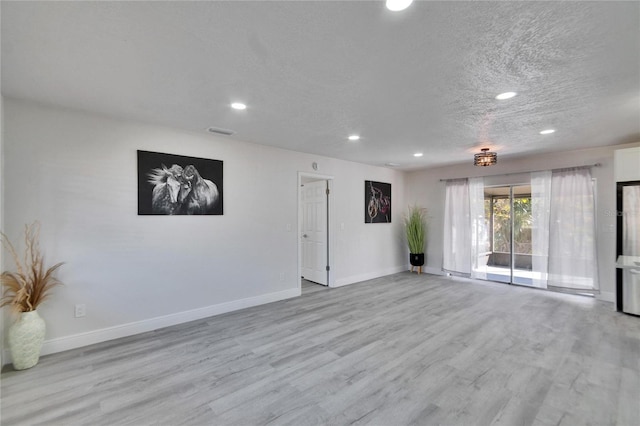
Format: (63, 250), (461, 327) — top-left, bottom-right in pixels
(303, 234), (308, 238)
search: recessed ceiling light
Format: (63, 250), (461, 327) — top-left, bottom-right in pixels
(348, 135), (360, 141)
(414, 153), (423, 157)
(231, 102), (247, 110)
(495, 92), (517, 100)
(386, 0), (413, 11)
(539, 129), (556, 135)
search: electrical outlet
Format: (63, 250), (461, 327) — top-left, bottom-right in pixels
(75, 304), (86, 318)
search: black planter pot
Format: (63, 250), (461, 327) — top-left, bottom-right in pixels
(410, 253), (425, 267)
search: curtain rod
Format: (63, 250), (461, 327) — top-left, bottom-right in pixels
(439, 163), (601, 182)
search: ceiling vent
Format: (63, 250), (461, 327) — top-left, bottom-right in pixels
(207, 127), (235, 136)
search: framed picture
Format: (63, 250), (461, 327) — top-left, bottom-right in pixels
(365, 180), (391, 223)
(138, 150), (223, 215)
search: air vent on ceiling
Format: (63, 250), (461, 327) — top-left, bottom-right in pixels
(207, 126), (235, 136)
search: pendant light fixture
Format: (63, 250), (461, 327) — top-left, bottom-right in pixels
(474, 148), (497, 166)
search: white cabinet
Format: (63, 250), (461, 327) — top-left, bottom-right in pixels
(615, 147), (640, 182)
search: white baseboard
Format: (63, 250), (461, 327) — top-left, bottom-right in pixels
(333, 265), (408, 288)
(401, 264), (444, 276)
(421, 266), (445, 275)
(3, 287), (300, 365)
(596, 291), (615, 303)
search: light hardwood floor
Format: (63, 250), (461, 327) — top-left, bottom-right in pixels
(1, 273), (639, 425)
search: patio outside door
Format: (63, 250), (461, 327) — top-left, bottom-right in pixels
(479, 185), (533, 286)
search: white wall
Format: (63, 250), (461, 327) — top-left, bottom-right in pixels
(2, 98), (407, 358)
(405, 142), (640, 303)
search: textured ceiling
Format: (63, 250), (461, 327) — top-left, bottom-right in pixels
(2, 1), (639, 170)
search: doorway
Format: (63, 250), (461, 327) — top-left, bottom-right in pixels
(298, 172), (334, 288)
(479, 184), (534, 286)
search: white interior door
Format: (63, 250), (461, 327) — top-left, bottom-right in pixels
(301, 180), (328, 285)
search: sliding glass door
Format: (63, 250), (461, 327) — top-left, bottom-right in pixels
(451, 167), (596, 291)
(480, 185), (534, 286)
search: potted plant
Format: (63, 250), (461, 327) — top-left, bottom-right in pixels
(1, 222), (64, 370)
(404, 205), (427, 273)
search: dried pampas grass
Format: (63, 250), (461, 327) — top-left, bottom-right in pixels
(1, 222), (63, 314)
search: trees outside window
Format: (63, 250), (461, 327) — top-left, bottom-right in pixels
(490, 196), (532, 254)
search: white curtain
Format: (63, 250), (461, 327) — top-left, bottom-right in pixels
(443, 179), (471, 274)
(548, 168), (599, 291)
(531, 171), (552, 288)
(469, 177), (488, 280)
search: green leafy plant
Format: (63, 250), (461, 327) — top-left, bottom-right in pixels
(404, 205), (427, 254)
(1, 222), (64, 314)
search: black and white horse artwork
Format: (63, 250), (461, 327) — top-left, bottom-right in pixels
(138, 151), (223, 215)
(147, 164), (185, 215)
(179, 165), (219, 214)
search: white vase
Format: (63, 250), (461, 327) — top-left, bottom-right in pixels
(8, 310), (46, 370)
